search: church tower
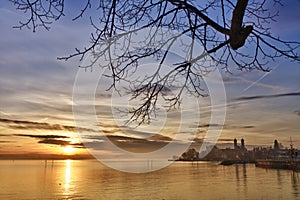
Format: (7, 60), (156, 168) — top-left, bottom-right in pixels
(234, 138), (238, 149)
(241, 138), (245, 149)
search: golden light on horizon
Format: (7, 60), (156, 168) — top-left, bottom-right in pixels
(61, 146), (76, 155)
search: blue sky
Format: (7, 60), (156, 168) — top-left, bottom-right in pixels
(0, 1), (299, 158)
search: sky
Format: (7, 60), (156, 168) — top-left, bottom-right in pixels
(0, 1), (299, 159)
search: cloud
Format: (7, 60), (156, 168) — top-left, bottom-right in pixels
(12, 129), (173, 152)
(241, 125), (255, 129)
(89, 134), (172, 143)
(221, 73), (286, 92)
(0, 140), (14, 143)
(197, 123), (254, 130)
(217, 138), (235, 142)
(198, 123), (224, 128)
(294, 110), (300, 116)
(38, 139), (70, 146)
(98, 122), (175, 141)
(96, 93), (112, 98)
(14, 133), (85, 148)
(122, 128), (167, 139)
(86, 134), (174, 153)
(2, 117), (175, 152)
(0, 118), (98, 133)
(147, 134), (173, 142)
(234, 92), (300, 101)
(13, 134), (69, 139)
(38, 139), (85, 148)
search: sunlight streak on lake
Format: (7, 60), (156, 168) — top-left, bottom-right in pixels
(64, 160), (71, 191)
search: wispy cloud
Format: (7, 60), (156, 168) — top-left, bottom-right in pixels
(0, 118), (98, 133)
(38, 139), (70, 146)
(198, 123), (224, 128)
(13, 134), (69, 139)
(14, 133), (84, 148)
(241, 125), (255, 129)
(234, 92), (300, 101)
(37, 139), (84, 148)
(0, 140), (14, 143)
(222, 74), (286, 92)
(198, 123), (255, 129)
(217, 138), (235, 142)
(294, 110), (300, 116)
(86, 134), (174, 152)
(89, 134), (173, 143)
(1, 117), (177, 152)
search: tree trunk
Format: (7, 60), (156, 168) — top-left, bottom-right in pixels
(230, 0), (253, 50)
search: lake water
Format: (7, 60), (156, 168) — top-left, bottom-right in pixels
(0, 160), (299, 200)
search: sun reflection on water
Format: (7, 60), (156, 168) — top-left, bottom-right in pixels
(65, 160), (71, 190)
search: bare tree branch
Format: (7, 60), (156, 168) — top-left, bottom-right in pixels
(10, 0), (65, 32)
(11, 0), (300, 124)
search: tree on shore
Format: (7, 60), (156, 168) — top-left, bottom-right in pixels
(11, 0), (300, 124)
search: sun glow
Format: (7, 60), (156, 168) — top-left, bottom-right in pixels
(62, 146), (76, 155)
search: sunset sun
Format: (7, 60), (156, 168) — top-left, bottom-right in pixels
(62, 146), (76, 155)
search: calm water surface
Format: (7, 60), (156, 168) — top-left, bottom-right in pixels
(0, 160), (299, 200)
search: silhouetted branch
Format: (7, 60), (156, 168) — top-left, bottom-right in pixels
(11, 0), (300, 124)
(10, 0), (65, 32)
